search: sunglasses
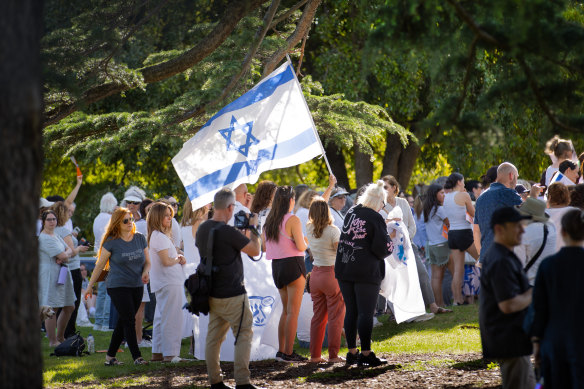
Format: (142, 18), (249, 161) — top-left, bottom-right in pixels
(170, 202), (179, 207)
(123, 217), (135, 224)
(126, 201), (141, 205)
(45, 218), (57, 221)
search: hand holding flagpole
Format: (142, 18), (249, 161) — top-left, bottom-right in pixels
(70, 156), (82, 177)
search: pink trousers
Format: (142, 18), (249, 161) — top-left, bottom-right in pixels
(309, 265), (345, 359)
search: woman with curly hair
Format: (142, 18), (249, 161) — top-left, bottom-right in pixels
(250, 180), (277, 234)
(546, 182), (578, 252)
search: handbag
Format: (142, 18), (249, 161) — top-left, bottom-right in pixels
(95, 260), (110, 283)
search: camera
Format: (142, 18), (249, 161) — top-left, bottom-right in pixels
(233, 210), (255, 229)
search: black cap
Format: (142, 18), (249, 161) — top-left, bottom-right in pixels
(490, 206), (532, 229)
(515, 184), (528, 194)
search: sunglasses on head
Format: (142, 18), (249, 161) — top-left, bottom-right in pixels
(126, 201), (140, 205)
(123, 217), (135, 224)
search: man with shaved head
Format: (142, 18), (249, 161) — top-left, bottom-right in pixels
(474, 162), (523, 264)
(228, 184), (251, 226)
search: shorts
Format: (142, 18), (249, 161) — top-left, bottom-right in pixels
(427, 242), (450, 267)
(447, 229), (474, 251)
(271, 256), (306, 289)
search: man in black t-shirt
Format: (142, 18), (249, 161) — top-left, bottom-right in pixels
(196, 187), (261, 389)
(479, 207), (534, 389)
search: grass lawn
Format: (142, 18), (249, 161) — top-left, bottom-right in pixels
(43, 304), (483, 388)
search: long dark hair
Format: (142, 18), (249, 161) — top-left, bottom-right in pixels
(251, 180), (277, 214)
(423, 184), (443, 222)
(264, 186), (295, 243)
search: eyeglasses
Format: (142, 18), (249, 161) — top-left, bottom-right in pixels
(126, 201), (140, 205)
(122, 217), (135, 224)
(45, 218), (57, 221)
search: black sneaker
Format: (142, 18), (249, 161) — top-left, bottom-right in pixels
(290, 351), (308, 361)
(275, 351), (286, 362)
(358, 351), (387, 367)
(346, 350), (359, 366)
(235, 384), (264, 389)
(210, 382), (234, 389)
(281, 352), (305, 362)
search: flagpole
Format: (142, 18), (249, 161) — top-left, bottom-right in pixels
(286, 54), (333, 176)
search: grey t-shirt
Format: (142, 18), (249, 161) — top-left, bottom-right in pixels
(103, 232), (147, 289)
(55, 226), (80, 270)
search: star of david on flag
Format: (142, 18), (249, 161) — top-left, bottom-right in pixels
(172, 60), (324, 210)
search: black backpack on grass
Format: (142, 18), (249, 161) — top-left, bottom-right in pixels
(50, 332), (89, 357)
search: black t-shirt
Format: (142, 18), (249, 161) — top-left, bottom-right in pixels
(196, 220), (250, 298)
(479, 242), (532, 359)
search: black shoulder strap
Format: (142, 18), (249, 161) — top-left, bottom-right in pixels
(524, 224), (548, 272)
(204, 225), (220, 277)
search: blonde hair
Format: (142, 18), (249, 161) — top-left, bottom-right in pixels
(358, 181), (387, 211)
(307, 196), (333, 239)
(97, 207), (136, 259)
(297, 190), (318, 209)
(147, 202), (174, 244)
(180, 198), (209, 227)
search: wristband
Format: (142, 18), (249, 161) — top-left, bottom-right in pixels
(249, 227), (260, 237)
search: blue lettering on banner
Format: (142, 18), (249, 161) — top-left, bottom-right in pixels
(249, 295), (275, 327)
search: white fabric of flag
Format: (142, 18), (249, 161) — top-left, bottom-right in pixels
(172, 61), (322, 210)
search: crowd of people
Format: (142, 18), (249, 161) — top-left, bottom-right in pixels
(37, 134), (584, 388)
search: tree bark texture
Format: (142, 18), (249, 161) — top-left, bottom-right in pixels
(381, 132), (420, 190)
(354, 143), (373, 189)
(44, 0), (266, 126)
(0, 1), (44, 388)
(323, 142), (350, 190)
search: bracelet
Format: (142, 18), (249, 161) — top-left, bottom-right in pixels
(249, 227), (260, 237)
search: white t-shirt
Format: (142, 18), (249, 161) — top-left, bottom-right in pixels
(171, 218), (182, 249)
(148, 230), (185, 293)
(228, 201), (250, 226)
(135, 219), (148, 237)
(295, 207), (310, 236)
(306, 224), (340, 267)
(514, 221), (557, 285)
(547, 206), (578, 252)
(329, 207), (345, 230)
(93, 212), (111, 247)
(181, 225), (200, 277)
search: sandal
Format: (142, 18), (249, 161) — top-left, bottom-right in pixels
(435, 307), (453, 314)
(104, 358), (124, 366)
(134, 357), (149, 365)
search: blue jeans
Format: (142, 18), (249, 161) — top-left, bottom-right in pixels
(94, 281), (111, 326)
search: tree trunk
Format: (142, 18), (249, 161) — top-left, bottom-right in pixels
(0, 1), (44, 388)
(354, 143), (373, 189)
(381, 132), (419, 190)
(324, 141), (350, 189)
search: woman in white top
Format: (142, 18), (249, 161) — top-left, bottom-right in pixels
(543, 135), (576, 187)
(38, 210), (75, 346)
(306, 196), (344, 363)
(442, 173), (478, 305)
(423, 184), (452, 308)
(180, 199), (211, 276)
(148, 202), (187, 363)
(546, 182), (578, 253)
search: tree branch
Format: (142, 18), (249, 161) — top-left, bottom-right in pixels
(446, 0), (503, 48)
(296, 28), (309, 77)
(453, 36), (478, 120)
(270, 0), (309, 29)
(170, 0), (282, 125)
(43, 0), (265, 127)
(516, 56), (580, 132)
(262, 0), (322, 77)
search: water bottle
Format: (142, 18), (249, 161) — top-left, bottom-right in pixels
(87, 334), (95, 354)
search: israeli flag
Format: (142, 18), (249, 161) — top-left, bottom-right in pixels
(172, 61), (323, 209)
(549, 171), (575, 187)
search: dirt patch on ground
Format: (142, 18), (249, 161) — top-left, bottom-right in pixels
(62, 352), (501, 388)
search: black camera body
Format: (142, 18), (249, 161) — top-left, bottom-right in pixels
(233, 210), (255, 229)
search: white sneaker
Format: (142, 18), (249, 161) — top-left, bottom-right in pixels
(412, 312), (435, 322)
(372, 316), (383, 327)
(138, 339), (152, 348)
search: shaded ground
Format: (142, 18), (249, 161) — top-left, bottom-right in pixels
(60, 352), (501, 388)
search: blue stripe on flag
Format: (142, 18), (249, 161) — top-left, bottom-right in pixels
(186, 127), (317, 200)
(201, 65), (295, 130)
(552, 173), (564, 182)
